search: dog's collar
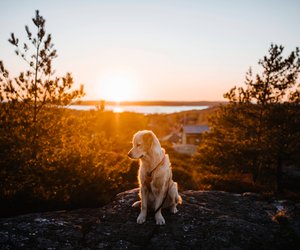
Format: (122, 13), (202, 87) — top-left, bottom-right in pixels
(146, 154), (166, 177)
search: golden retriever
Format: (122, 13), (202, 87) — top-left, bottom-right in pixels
(128, 130), (182, 225)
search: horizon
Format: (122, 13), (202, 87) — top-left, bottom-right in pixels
(1, 0), (300, 102)
(78, 99), (226, 103)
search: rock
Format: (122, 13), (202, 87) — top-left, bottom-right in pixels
(0, 188), (299, 249)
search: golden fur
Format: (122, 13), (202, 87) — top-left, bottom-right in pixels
(128, 130), (182, 225)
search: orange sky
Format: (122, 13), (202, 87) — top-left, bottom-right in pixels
(1, 0), (300, 101)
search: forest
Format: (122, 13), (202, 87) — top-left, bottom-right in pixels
(1, 11), (300, 217)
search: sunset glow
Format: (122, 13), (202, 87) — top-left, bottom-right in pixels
(1, 1), (300, 101)
(98, 71), (139, 102)
(113, 106), (124, 113)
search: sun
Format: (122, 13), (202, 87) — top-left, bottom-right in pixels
(99, 71), (138, 102)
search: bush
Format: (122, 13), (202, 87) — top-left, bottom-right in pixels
(0, 109), (144, 216)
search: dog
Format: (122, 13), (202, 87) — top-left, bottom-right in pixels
(128, 130), (182, 225)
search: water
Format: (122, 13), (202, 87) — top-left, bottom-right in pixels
(69, 105), (209, 114)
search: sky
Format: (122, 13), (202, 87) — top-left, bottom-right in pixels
(1, 0), (300, 102)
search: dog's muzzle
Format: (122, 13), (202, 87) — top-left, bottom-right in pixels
(127, 151), (133, 158)
(128, 151), (144, 159)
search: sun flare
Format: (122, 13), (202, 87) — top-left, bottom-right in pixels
(98, 71), (138, 102)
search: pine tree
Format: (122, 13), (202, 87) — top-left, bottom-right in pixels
(0, 10), (84, 159)
(196, 44), (300, 192)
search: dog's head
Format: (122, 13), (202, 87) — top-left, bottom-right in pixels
(128, 130), (160, 159)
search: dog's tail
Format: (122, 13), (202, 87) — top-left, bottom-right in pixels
(176, 194), (183, 204)
(132, 200), (141, 208)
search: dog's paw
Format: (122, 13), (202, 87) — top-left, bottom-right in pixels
(155, 214), (165, 225)
(137, 213), (146, 224)
(170, 206), (178, 214)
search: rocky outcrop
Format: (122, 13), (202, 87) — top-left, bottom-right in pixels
(0, 188), (299, 249)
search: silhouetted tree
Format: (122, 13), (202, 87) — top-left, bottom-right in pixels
(0, 11), (147, 216)
(0, 10), (84, 158)
(0, 10), (85, 206)
(225, 44), (300, 104)
(196, 44), (300, 192)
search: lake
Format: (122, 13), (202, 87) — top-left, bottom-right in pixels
(69, 105), (209, 114)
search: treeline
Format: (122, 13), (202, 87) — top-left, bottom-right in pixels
(0, 106), (149, 215)
(0, 105), (204, 216)
(0, 99), (198, 216)
(194, 44), (300, 194)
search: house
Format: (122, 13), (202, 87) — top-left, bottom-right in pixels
(181, 125), (209, 145)
(160, 113), (210, 155)
(168, 125), (209, 155)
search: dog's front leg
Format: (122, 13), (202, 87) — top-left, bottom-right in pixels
(154, 187), (166, 225)
(137, 186), (147, 224)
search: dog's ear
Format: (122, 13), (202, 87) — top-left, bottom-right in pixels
(143, 131), (153, 149)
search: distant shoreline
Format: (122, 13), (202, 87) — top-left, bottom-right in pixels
(75, 100), (226, 107)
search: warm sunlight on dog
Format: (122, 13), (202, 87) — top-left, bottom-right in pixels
(128, 130), (182, 225)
